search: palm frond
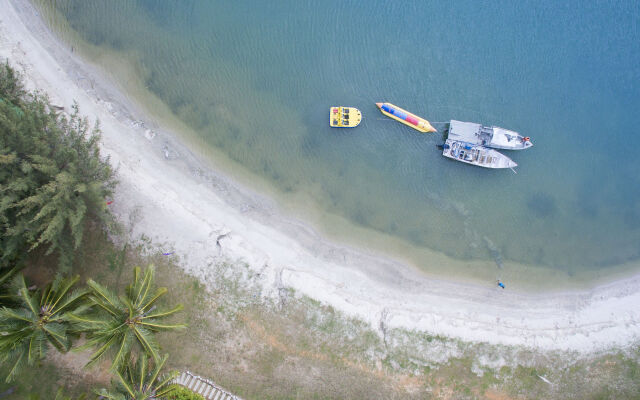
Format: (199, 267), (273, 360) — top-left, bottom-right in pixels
(49, 287), (89, 318)
(46, 275), (80, 312)
(139, 287), (168, 312)
(84, 334), (119, 368)
(27, 330), (47, 364)
(14, 276), (39, 315)
(132, 265), (154, 308)
(110, 329), (133, 372)
(4, 349), (25, 383)
(132, 326), (160, 361)
(42, 321), (70, 352)
(114, 368), (136, 398)
(137, 321), (187, 331)
(92, 388), (125, 400)
(148, 354), (170, 390)
(140, 303), (183, 320)
(0, 306), (34, 322)
(86, 279), (123, 315)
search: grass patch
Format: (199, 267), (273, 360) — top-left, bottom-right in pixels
(0, 359), (92, 399)
(14, 222), (640, 399)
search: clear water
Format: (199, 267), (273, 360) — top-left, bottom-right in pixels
(46, 0), (640, 275)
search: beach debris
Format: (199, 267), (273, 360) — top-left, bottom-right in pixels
(106, 200), (114, 205)
(497, 280), (505, 289)
(162, 145), (177, 160)
(215, 231), (231, 253)
(144, 129), (156, 140)
(162, 252), (174, 256)
(537, 374), (552, 385)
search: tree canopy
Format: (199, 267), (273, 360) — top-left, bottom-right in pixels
(0, 63), (115, 269)
(94, 354), (178, 400)
(0, 274), (86, 382)
(71, 265), (185, 371)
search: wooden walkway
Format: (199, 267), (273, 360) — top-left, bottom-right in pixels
(174, 371), (242, 400)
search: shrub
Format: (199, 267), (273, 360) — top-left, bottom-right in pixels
(164, 385), (205, 400)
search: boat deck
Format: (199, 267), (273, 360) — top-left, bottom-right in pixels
(330, 107), (362, 128)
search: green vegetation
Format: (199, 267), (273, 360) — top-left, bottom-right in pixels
(72, 265), (185, 371)
(94, 354), (177, 400)
(164, 386), (205, 400)
(0, 264), (21, 305)
(0, 65), (181, 399)
(0, 274), (85, 382)
(0, 62), (115, 270)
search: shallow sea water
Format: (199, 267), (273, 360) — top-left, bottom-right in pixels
(45, 0), (640, 277)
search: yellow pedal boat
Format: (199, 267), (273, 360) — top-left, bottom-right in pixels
(330, 106), (362, 128)
(375, 102), (436, 133)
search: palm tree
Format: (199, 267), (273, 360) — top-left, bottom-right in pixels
(93, 354), (178, 400)
(72, 265), (185, 371)
(0, 274), (87, 382)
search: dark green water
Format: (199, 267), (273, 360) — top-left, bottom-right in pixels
(45, 0), (640, 275)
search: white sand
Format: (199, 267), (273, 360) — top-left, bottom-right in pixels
(2, 0), (639, 353)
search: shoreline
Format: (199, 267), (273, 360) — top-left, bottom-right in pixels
(2, 0), (640, 352)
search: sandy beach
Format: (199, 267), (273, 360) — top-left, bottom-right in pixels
(2, 0), (639, 354)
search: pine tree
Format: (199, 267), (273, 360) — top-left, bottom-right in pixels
(0, 264), (21, 307)
(0, 63), (115, 269)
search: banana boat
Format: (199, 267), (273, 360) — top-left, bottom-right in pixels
(375, 102), (436, 133)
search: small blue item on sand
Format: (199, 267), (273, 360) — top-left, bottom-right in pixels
(498, 280), (505, 289)
(163, 252), (174, 256)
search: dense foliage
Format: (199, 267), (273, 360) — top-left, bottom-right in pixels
(72, 265), (186, 371)
(0, 63), (193, 397)
(0, 264), (21, 306)
(164, 386), (205, 400)
(94, 354), (178, 400)
(0, 63), (115, 269)
(0, 274), (86, 382)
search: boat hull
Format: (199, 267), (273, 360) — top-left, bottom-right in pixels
(442, 139), (517, 169)
(376, 102), (436, 133)
(489, 126), (533, 150)
(447, 120), (532, 150)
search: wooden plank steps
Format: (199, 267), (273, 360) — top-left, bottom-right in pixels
(174, 371), (242, 400)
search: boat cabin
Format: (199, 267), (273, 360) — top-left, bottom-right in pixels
(447, 120), (532, 150)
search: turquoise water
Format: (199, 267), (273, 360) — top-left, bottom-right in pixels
(47, 0), (640, 275)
